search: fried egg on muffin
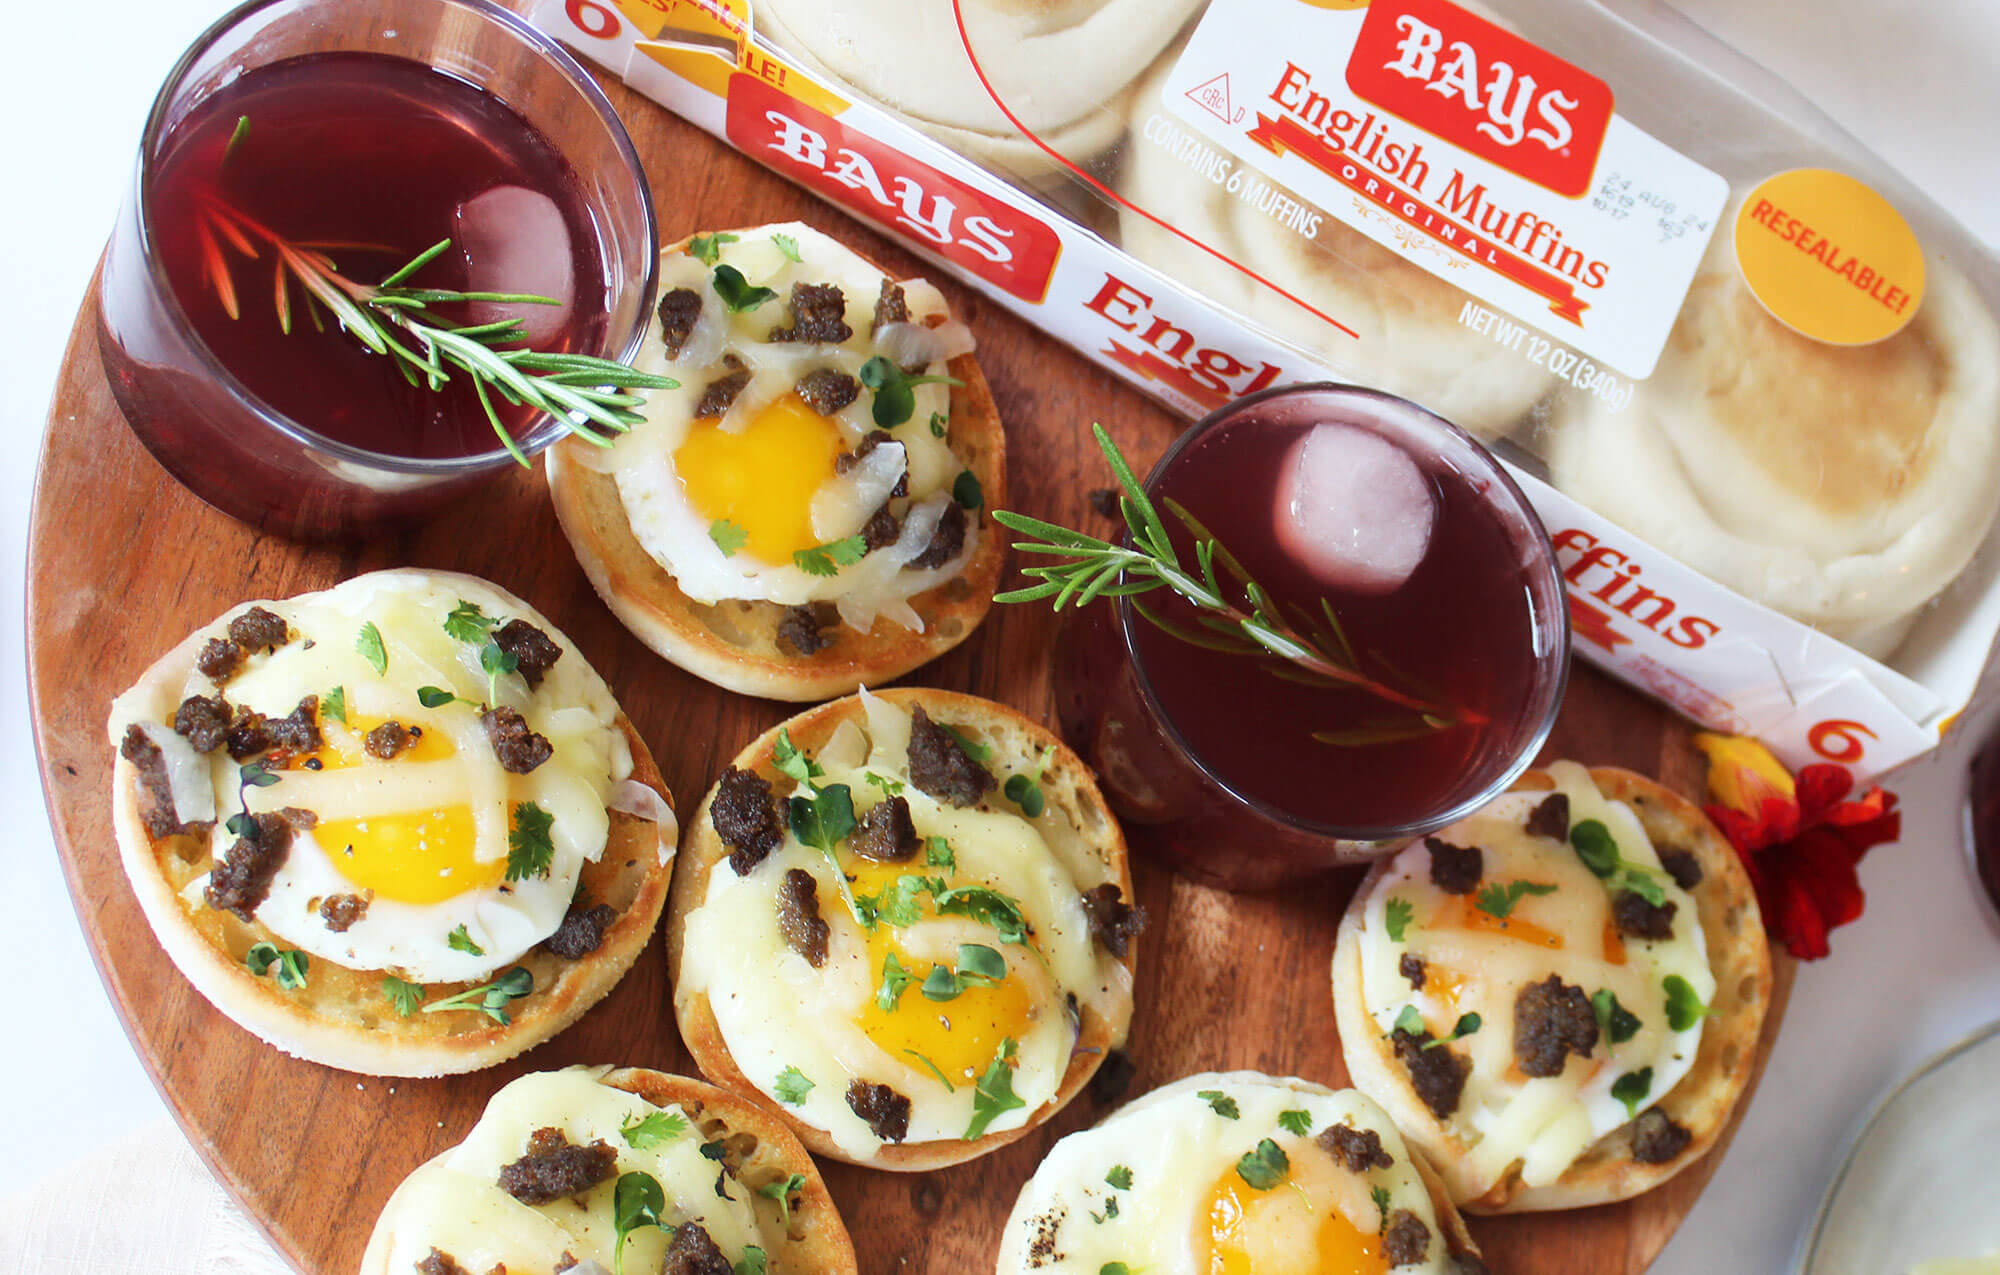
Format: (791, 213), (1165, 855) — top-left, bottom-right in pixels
(997, 1072), (1485, 1274)
(548, 223), (1006, 701)
(106, 569), (675, 1076)
(667, 688), (1137, 1169)
(359, 1066), (856, 1275)
(1333, 763), (1771, 1211)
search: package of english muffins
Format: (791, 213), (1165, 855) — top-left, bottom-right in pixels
(535, 0), (2000, 783)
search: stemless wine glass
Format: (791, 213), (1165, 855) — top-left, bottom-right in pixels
(1052, 384), (1571, 892)
(96, 0), (657, 540)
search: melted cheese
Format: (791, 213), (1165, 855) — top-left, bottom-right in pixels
(997, 1073), (1452, 1275)
(1357, 763), (1714, 1197)
(599, 223), (978, 631)
(375, 1068), (769, 1274)
(679, 691), (1131, 1159)
(115, 571), (643, 985)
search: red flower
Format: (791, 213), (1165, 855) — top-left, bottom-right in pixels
(1695, 734), (1901, 960)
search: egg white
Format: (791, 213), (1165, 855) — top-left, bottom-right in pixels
(177, 571), (634, 984)
(680, 691), (1131, 1159)
(998, 1072), (1454, 1274)
(1356, 762), (1714, 1196)
(375, 1067), (768, 1274)
(592, 223), (979, 633)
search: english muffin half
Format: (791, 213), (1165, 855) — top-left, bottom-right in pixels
(1333, 763), (1771, 1212)
(106, 569), (675, 1077)
(997, 1072), (1485, 1274)
(547, 222), (1006, 702)
(359, 1066), (856, 1275)
(667, 687), (1137, 1170)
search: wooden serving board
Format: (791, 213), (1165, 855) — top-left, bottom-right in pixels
(29, 61), (1791, 1275)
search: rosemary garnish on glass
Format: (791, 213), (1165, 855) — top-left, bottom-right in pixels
(193, 181), (671, 464)
(992, 425), (1481, 744)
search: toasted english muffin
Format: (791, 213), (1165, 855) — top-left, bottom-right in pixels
(1333, 763), (1771, 1212)
(997, 1071), (1483, 1273)
(667, 687), (1137, 1171)
(547, 223), (1007, 702)
(359, 1066), (857, 1275)
(106, 570), (676, 1077)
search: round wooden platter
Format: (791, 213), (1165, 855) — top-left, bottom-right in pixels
(30, 66), (1790, 1275)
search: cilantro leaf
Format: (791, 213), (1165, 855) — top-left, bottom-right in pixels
(1003, 772), (1045, 818)
(612, 1171), (665, 1275)
(921, 943), (1008, 1002)
(965, 1038), (1025, 1139)
(926, 835), (955, 871)
(479, 638), (520, 703)
(322, 685), (347, 725)
(1105, 1165), (1133, 1190)
(932, 884), (1029, 945)
(1663, 975), (1713, 1032)
(942, 724), (992, 764)
(421, 966), (533, 1024)
(1592, 988), (1642, 1045)
(712, 264), (776, 312)
(506, 801), (555, 882)
(771, 729), (822, 784)
(953, 469), (983, 510)
(382, 975), (424, 1017)
(877, 952), (914, 1012)
(620, 1109), (690, 1149)
(757, 1172), (807, 1227)
(239, 761), (281, 788)
(902, 1049), (956, 1093)
(792, 535), (867, 577)
(1199, 1090), (1241, 1120)
(1474, 879), (1559, 919)
(1371, 1184), (1391, 1229)
(688, 232), (738, 265)
(356, 622), (387, 675)
(789, 784), (857, 857)
(1235, 1138), (1290, 1190)
(1384, 897), (1414, 943)
(443, 599), (497, 644)
(1571, 819), (1669, 905)
(1611, 1067), (1654, 1119)
(863, 874), (929, 930)
(245, 942), (279, 977)
(864, 770), (905, 798)
(771, 232), (801, 262)
(447, 924), (485, 956)
(1277, 1109), (1313, 1137)
(709, 519), (748, 557)
(774, 1066), (814, 1106)
(857, 355), (962, 427)
(928, 410), (948, 438)
(1090, 1195), (1121, 1224)
(735, 1247), (767, 1275)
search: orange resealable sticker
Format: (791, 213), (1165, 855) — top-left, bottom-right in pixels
(1733, 168), (1926, 345)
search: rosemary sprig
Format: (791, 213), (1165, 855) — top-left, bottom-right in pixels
(194, 191), (674, 465)
(992, 425), (1481, 740)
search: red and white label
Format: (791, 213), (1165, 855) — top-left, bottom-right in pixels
(726, 76), (1061, 304)
(1346, 0), (1612, 198)
(1159, 0), (1727, 378)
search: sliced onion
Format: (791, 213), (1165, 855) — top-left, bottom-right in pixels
(609, 779), (679, 864)
(669, 295), (729, 370)
(900, 278), (949, 321)
(136, 721), (216, 827)
(821, 719), (869, 769)
(873, 321), (946, 371)
(930, 319), (977, 359)
(719, 369), (790, 434)
(883, 494), (950, 567)
(811, 441), (905, 542)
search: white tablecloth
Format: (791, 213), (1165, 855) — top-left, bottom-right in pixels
(3, 1), (1998, 1272)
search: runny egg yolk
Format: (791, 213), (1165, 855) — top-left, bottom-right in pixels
(1199, 1168), (1388, 1275)
(309, 716), (503, 906)
(674, 394), (844, 565)
(847, 858), (1038, 1085)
